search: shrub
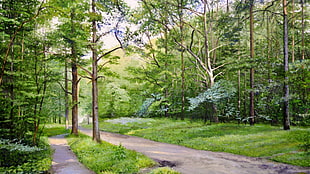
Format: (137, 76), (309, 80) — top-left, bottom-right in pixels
(0, 137), (52, 173)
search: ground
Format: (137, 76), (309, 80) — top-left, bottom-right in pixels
(49, 129), (310, 174)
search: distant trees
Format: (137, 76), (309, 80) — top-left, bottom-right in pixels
(127, 0), (309, 127)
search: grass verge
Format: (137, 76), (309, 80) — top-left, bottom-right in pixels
(66, 133), (157, 174)
(88, 117), (310, 167)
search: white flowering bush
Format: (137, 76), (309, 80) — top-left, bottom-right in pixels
(187, 80), (236, 111)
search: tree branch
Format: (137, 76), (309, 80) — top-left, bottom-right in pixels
(57, 81), (72, 95)
(97, 60), (111, 72)
(209, 44), (228, 53)
(97, 46), (123, 62)
(80, 75), (92, 80)
(174, 39), (208, 74)
(214, 71), (224, 79)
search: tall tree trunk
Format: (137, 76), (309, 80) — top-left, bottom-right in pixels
(65, 60), (69, 129)
(92, 0), (100, 143)
(301, 0), (305, 60)
(71, 7), (79, 135)
(9, 37), (15, 139)
(237, 15), (241, 121)
(181, 45), (185, 120)
(71, 59), (79, 135)
(179, 0), (185, 120)
(243, 72), (247, 123)
(226, 0), (229, 12)
(283, 0), (290, 130)
(291, 0), (295, 63)
(249, 1), (255, 126)
(164, 28), (169, 118)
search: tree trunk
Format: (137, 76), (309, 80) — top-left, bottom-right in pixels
(226, 0), (229, 12)
(92, 0), (101, 143)
(65, 61), (69, 129)
(283, 0), (290, 130)
(71, 62), (79, 135)
(179, 0), (185, 120)
(71, 7), (79, 135)
(181, 47), (185, 120)
(9, 37), (15, 139)
(249, 1), (255, 126)
(301, 0), (305, 60)
(291, 0), (295, 63)
(164, 27), (169, 118)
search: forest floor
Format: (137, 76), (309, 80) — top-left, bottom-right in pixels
(80, 128), (310, 174)
(48, 134), (95, 174)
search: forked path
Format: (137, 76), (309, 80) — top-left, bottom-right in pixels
(80, 128), (309, 174)
(48, 134), (95, 174)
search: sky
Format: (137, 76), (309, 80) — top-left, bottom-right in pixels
(125, 0), (140, 9)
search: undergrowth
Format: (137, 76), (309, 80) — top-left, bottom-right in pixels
(0, 137), (52, 173)
(91, 117), (310, 167)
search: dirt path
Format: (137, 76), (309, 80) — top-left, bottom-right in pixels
(80, 128), (309, 174)
(48, 134), (95, 174)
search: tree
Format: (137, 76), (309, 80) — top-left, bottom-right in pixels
(70, 6), (79, 135)
(249, 0), (255, 125)
(85, 0), (126, 142)
(282, 0), (290, 130)
(48, 0), (90, 135)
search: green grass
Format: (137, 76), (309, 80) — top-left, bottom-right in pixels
(148, 167), (180, 174)
(41, 124), (70, 137)
(66, 133), (156, 174)
(89, 117), (310, 167)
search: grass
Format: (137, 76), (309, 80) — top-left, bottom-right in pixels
(41, 124), (70, 137)
(88, 117), (310, 167)
(66, 133), (157, 174)
(148, 167), (180, 174)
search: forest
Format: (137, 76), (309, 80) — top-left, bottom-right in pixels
(0, 0), (309, 173)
